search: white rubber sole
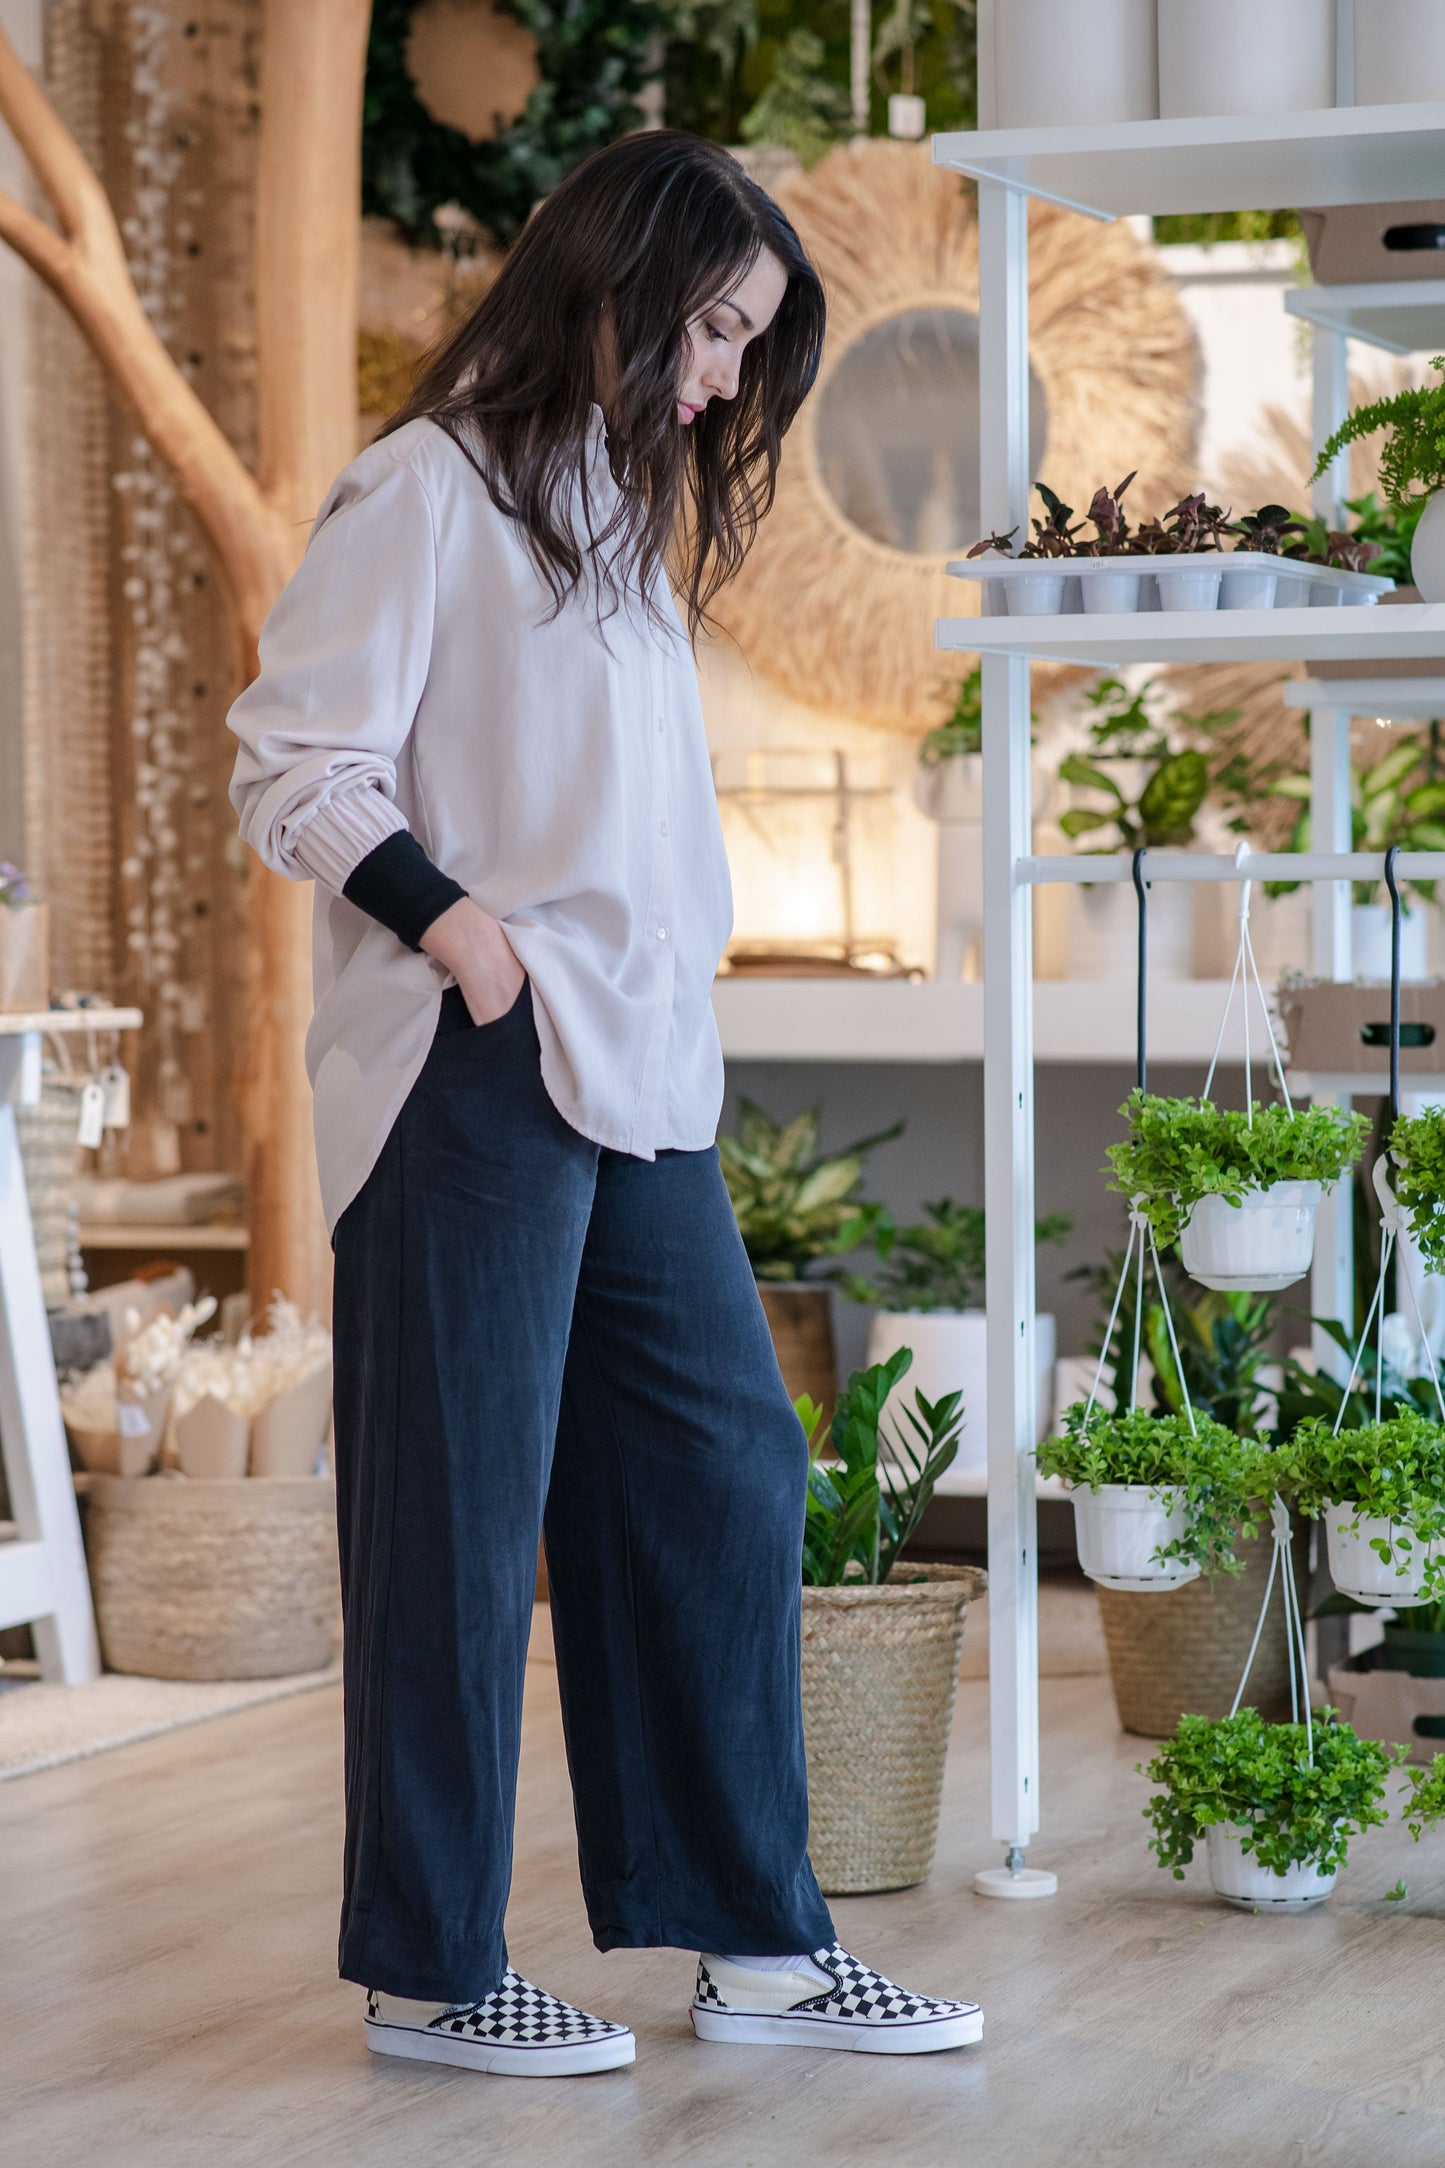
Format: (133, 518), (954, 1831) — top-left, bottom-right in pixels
(365, 2016), (636, 2077)
(689, 2004), (984, 2055)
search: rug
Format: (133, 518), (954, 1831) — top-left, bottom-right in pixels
(0, 1660), (342, 1782)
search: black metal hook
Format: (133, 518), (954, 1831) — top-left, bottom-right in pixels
(1385, 842), (1403, 1126)
(1132, 846), (1148, 1095)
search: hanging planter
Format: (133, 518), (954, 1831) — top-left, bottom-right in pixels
(1037, 1407), (1270, 1593)
(1110, 1092), (1367, 1295)
(1389, 1103), (1445, 1274)
(1141, 1708), (1398, 1913)
(1279, 1413), (1445, 1609)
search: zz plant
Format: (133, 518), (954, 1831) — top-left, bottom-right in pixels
(1141, 1709), (1398, 1879)
(1275, 1412), (1445, 1601)
(798, 1348), (962, 1587)
(1107, 1091), (1368, 1251)
(1036, 1404), (1270, 1575)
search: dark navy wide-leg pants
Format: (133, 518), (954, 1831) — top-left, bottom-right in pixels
(330, 980), (834, 2003)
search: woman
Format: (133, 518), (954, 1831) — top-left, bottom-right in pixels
(228, 130), (981, 2079)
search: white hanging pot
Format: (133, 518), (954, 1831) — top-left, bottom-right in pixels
(1355, 0), (1445, 103)
(866, 1308), (1057, 1483)
(1070, 1482), (1200, 1592)
(1067, 879), (1194, 981)
(1410, 491), (1445, 605)
(1324, 1499), (1442, 1607)
(1158, 0), (1336, 117)
(994, 0), (1158, 128)
(1350, 900), (1429, 981)
(1180, 1181), (1323, 1293)
(1205, 1824), (1337, 1912)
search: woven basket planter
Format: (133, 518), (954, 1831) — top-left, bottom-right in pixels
(82, 1475), (339, 1680)
(1096, 1523), (1309, 1737)
(801, 1561), (986, 1895)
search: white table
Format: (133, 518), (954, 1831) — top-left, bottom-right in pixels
(0, 1006), (142, 1683)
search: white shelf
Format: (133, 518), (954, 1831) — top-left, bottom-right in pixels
(937, 601), (1445, 668)
(1286, 678), (1445, 716)
(1285, 279), (1445, 357)
(931, 103), (1445, 222)
(77, 1221), (249, 1251)
(713, 978), (1264, 1066)
(0, 1006), (142, 1038)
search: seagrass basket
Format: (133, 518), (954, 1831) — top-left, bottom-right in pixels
(83, 1474), (339, 1680)
(1096, 1522), (1311, 1737)
(801, 1561), (987, 1894)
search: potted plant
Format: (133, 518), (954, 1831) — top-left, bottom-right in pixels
(843, 1199), (1070, 1479)
(1107, 1090), (1368, 1292)
(1140, 1708), (1397, 1911)
(0, 860), (48, 1013)
(1220, 503), (1308, 609)
(797, 1349), (985, 1893)
(1278, 1412), (1445, 1608)
(1390, 1104), (1445, 1271)
(1132, 492), (1231, 610)
(720, 1099), (897, 1415)
(1311, 356), (1445, 602)
(1055, 676), (1225, 980)
(1037, 1403), (1268, 1592)
(1402, 1753), (1445, 1838)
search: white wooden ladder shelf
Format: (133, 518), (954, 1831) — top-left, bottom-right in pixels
(0, 1007), (141, 1684)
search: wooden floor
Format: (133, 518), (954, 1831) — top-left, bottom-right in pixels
(6, 1627), (1445, 2168)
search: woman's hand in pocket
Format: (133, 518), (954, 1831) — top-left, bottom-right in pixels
(420, 897), (525, 1026)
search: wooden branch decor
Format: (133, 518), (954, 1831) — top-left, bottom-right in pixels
(0, 2), (374, 1318)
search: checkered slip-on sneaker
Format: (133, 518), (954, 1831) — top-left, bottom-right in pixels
(364, 1971), (635, 2077)
(689, 1944), (983, 2055)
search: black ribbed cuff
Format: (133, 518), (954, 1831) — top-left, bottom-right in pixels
(341, 829), (468, 953)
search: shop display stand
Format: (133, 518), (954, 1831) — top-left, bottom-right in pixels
(935, 42), (1445, 1897)
(0, 1006), (141, 1683)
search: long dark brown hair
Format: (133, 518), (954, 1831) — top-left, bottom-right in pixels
(377, 130), (825, 635)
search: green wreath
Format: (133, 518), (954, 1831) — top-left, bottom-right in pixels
(363, 0), (667, 247)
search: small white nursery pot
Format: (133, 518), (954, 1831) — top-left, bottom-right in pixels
(1082, 571), (1143, 615)
(1219, 568), (1278, 611)
(1155, 565), (1222, 612)
(1071, 1482), (1200, 1593)
(1180, 1180), (1323, 1293)
(1007, 571), (1066, 617)
(1205, 1824), (1337, 1913)
(1324, 1500), (1443, 1608)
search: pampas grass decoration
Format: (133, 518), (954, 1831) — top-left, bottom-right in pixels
(717, 140), (1202, 733)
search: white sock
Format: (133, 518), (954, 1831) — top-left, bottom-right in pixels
(716, 1953), (832, 1989)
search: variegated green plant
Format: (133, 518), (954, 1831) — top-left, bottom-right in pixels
(719, 1099), (899, 1282)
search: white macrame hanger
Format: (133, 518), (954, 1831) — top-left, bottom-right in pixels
(1202, 842), (1294, 1117)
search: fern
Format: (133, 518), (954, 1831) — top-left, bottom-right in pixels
(1310, 359), (1445, 509)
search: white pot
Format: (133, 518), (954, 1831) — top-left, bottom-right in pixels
(1351, 900), (1428, 982)
(866, 1308), (1056, 1482)
(1071, 1482), (1200, 1592)
(1272, 569), (1313, 609)
(1324, 1498), (1443, 1606)
(1410, 491), (1445, 604)
(1179, 1180), (1323, 1293)
(1220, 567), (1278, 611)
(995, 0), (1158, 127)
(1067, 879), (1194, 981)
(1158, 0), (1336, 117)
(1082, 571), (1143, 614)
(1156, 565), (1222, 612)
(1205, 1824), (1337, 1912)
(1007, 571), (1066, 616)
(915, 754), (982, 825)
(1355, 0), (1445, 102)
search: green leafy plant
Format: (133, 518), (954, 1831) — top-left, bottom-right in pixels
(1228, 503), (1307, 555)
(1141, 1709), (1398, 1879)
(1402, 1753), (1445, 1840)
(1274, 1413), (1445, 1601)
(1272, 1317), (1444, 1442)
(920, 666), (983, 763)
(1056, 677), (1224, 852)
(720, 1101), (899, 1281)
(798, 1348), (962, 1585)
(739, 26), (850, 165)
(1390, 1105), (1445, 1276)
(841, 1199), (1070, 1313)
(1036, 1404), (1270, 1574)
(1261, 727), (1445, 906)
(1107, 1091), (1368, 1251)
(1327, 489), (1426, 585)
(1311, 358), (1445, 511)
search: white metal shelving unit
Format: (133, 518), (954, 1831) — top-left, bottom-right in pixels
(934, 70), (1445, 1897)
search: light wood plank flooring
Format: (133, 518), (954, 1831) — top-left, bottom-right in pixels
(5, 1619), (1445, 2168)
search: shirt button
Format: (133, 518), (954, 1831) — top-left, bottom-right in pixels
(656, 717), (664, 734)
(656, 925), (669, 942)
(659, 820), (669, 837)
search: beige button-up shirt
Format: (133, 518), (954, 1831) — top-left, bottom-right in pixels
(226, 408), (734, 1235)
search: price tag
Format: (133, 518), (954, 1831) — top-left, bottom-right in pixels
(99, 1063), (131, 1130)
(115, 1400), (150, 1437)
(76, 1078), (105, 1149)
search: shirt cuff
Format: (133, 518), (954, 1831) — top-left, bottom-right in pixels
(288, 783), (409, 891)
(341, 829), (469, 953)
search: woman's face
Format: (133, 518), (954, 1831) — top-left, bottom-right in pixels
(675, 248), (789, 426)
